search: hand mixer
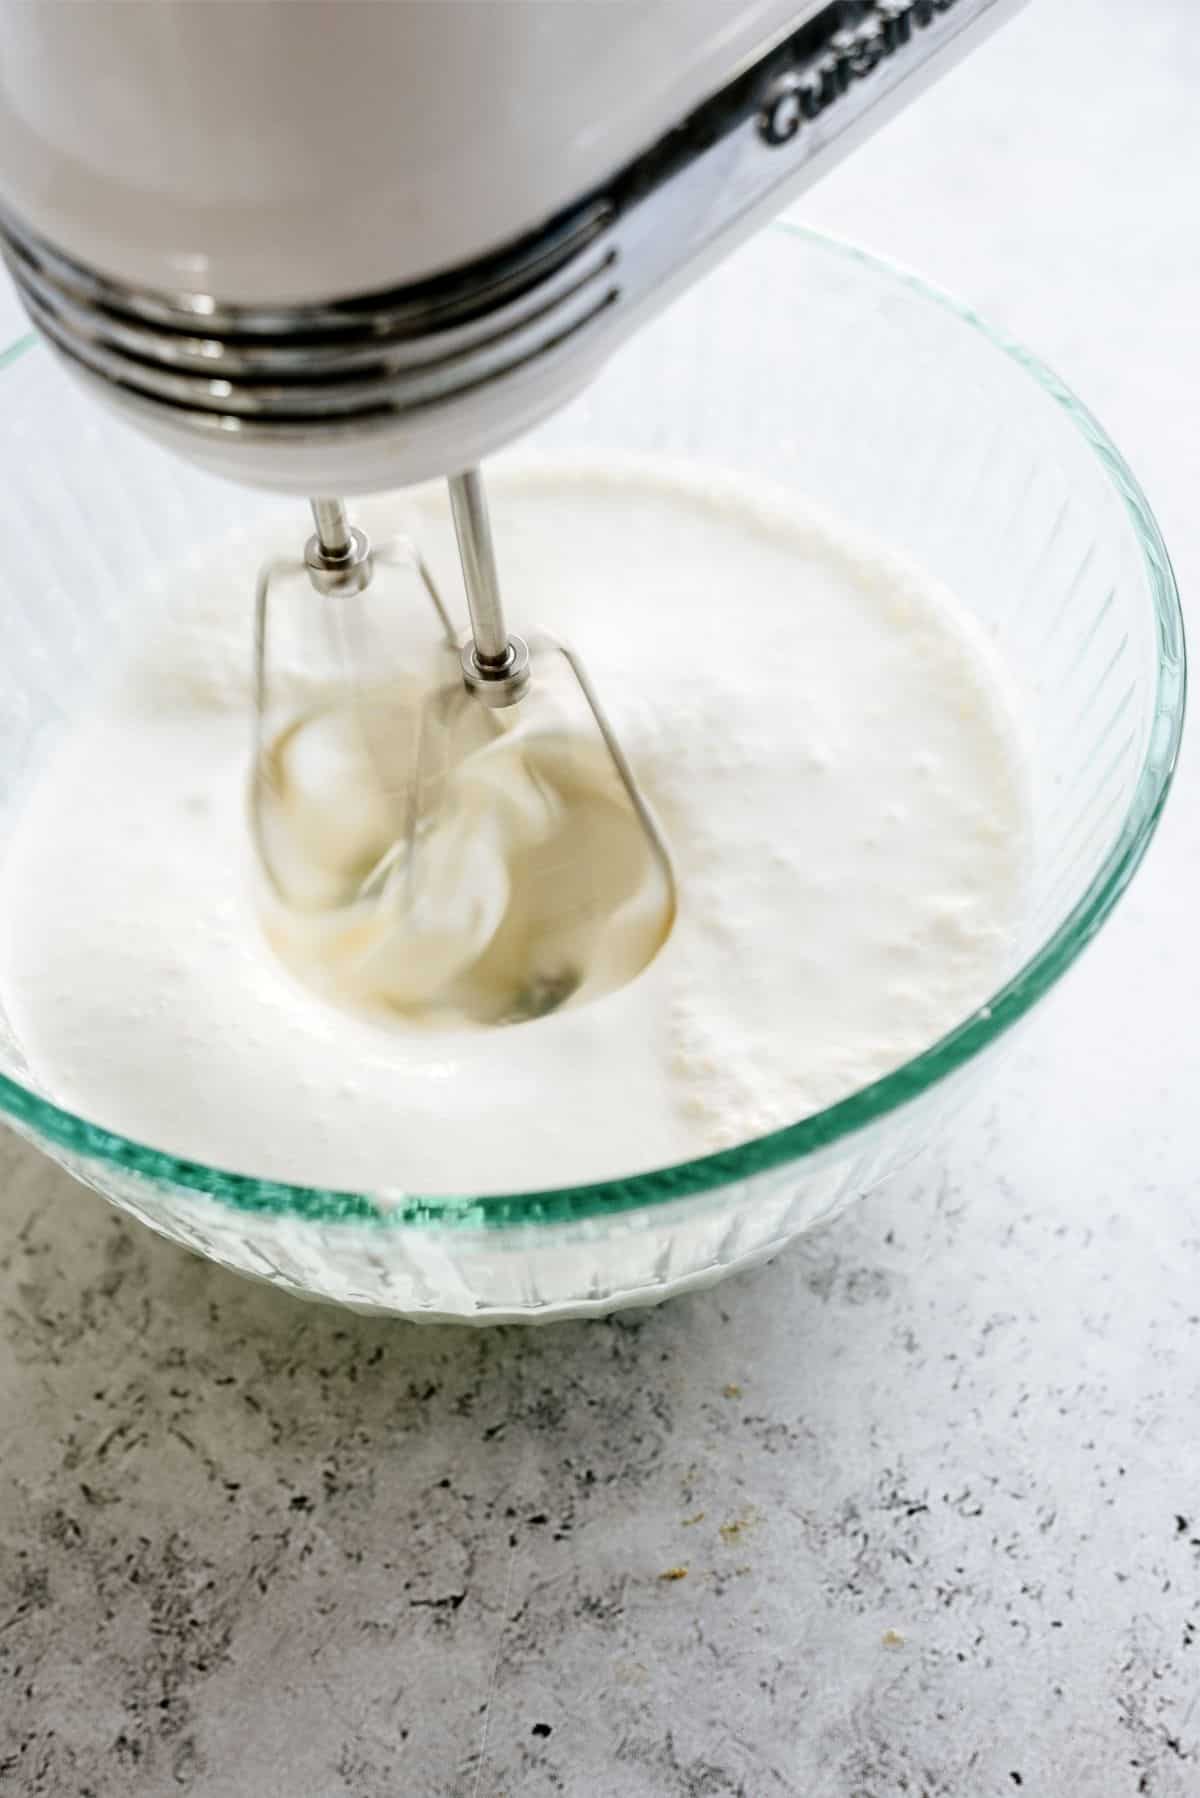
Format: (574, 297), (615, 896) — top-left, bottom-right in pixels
(0, 0), (1026, 1026)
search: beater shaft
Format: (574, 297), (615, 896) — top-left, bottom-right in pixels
(449, 468), (531, 707)
(304, 496), (372, 597)
(448, 469), (507, 665)
(310, 497), (352, 557)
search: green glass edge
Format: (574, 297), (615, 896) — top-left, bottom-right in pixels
(0, 329), (35, 374)
(0, 227), (1185, 1233)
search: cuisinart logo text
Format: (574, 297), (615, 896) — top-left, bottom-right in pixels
(760, 0), (968, 145)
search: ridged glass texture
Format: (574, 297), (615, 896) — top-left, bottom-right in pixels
(0, 227), (1184, 1320)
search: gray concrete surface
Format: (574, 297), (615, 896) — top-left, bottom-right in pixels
(2, 2), (1199, 1793)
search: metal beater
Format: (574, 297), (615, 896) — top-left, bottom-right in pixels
(249, 469), (676, 1027)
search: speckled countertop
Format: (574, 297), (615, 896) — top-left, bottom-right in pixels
(2, 3), (1198, 1794)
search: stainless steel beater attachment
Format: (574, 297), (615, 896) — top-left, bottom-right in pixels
(300, 475), (531, 702)
(248, 469), (675, 1027)
(304, 497), (371, 596)
(448, 469), (531, 708)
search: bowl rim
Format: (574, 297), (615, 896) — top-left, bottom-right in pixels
(0, 223), (1186, 1231)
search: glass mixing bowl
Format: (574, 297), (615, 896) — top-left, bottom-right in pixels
(0, 226), (1184, 1321)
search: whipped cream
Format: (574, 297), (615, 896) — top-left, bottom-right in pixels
(0, 458), (1030, 1194)
(253, 639), (673, 1027)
